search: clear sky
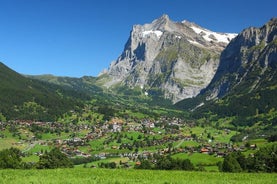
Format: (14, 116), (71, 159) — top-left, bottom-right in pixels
(0, 0), (276, 77)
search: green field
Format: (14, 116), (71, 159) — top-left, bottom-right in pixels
(0, 168), (276, 184)
(172, 153), (223, 166)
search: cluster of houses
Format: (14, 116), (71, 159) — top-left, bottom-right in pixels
(0, 117), (257, 165)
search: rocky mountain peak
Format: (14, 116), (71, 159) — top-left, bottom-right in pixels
(202, 17), (277, 99)
(148, 14), (179, 32)
(100, 15), (238, 103)
(151, 14), (170, 29)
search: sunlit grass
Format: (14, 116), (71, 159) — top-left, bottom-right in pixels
(0, 168), (276, 184)
(172, 153), (223, 166)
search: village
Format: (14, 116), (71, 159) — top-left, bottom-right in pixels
(0, 117), (256, 168)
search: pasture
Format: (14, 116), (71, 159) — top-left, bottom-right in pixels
(0, 168), (276, 184)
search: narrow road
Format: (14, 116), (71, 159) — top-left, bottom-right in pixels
(175, 139), (184, 148)
(22, 141), (42, 153)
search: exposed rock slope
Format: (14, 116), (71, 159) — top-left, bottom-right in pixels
(100, 15), (236, 103)
(202, 17), (277, 99)
(176, 17), (277, 117)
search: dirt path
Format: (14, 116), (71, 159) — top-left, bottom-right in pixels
(22, 141), (42, 153)
(175, 139), (184, 148)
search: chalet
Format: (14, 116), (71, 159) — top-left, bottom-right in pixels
(200, 148), (209, 154)
(112, 123), (122, 132)
(242, 135), (249, 141)
(54, 139), (63, 145)
(216, 152), (226, 157)
(96, 153), (107, 160)
(239, 145), (246, 151)
(149, 123), (155, 128)
(111, 145), (118, 149)
(184, 136), (193, 141)
(123, 162), (131, 168)
(74, 137), (82, 142)
(250, 144), (257, 149)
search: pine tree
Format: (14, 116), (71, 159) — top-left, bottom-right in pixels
(0, 148), (22, 169)
(36, 148), (73, 169)
(222, 154), (242, 172)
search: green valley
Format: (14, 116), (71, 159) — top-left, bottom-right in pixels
(0, 11), (277, 184)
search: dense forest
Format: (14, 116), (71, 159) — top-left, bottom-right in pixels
(0, 62), (89, 121)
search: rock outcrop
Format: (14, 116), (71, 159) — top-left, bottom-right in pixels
(202, 17), (277, 99)
(100, 15), (237, 103)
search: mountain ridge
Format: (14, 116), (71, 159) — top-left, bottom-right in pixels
(175, 17), (277, 137)
(0, 62), (88, 121)
(201, 17), (277, 99)
(99, 14), (237, 103)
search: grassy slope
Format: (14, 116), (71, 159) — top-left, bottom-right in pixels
(0, 168), (276, 184)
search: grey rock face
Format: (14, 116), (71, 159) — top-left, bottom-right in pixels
(101, 15), (237, 103)
(202, 18), (277, 99)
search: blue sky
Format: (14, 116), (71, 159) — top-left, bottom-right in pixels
(0, 0), (276, 77)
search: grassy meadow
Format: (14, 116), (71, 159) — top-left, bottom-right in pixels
(0, 168), (276, 184)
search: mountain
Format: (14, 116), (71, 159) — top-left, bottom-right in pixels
(99, 14), (237, 103)
(202, 17), (277, 99)
(0, 62), (88, 121)
(27, 74), (187, 123)
(27, 74), (103, 95)
(176, 18), (277, 137)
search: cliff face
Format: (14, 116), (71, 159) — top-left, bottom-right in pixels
(202, 18), (277, 99)
(174, 18), (277, 134)
(101, 15), (237, 103)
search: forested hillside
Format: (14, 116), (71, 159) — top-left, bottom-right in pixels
(0, 62), (89, 121)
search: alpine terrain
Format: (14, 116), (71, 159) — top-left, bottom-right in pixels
(202, 17), (277, 99)
(0, 14), (276, 175)
(176, 18), (277, 137)
(99, 14), (237, 103)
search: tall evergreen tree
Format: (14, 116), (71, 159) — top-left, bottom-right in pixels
(36, 148), (73, 169)
(0, 148), (22, 169)
(250, 144), (277, 172)
(221, 153), (242, 172)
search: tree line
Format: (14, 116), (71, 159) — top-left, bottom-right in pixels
(0, 144), (276, 172)
(135, 155), (195, 171)
(0, 147), (73, 169)
(220, 143), (277, 173)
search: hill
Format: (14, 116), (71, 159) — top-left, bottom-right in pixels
(0, 62), (89, 121)
(28, 73), (185, 121)
(27, 74), (103, 95)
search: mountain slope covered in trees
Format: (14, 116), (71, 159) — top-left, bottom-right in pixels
(0, 62), (89, 121)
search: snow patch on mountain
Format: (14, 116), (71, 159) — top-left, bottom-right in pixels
(142, 30), (163, 39)
(190, 26), (237, 43)
(188, 39), (202, 46)
(104, 15), (237, 103)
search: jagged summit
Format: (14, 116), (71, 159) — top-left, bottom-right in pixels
(146, 14), (176, 32)
(200, 17), (277, 100)
(183, 21), (237, 44)
(152, 14), (170, 28)
(99, 15), (238, 103)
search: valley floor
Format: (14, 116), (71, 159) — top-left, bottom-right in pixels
(0, 168), (276, 184)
